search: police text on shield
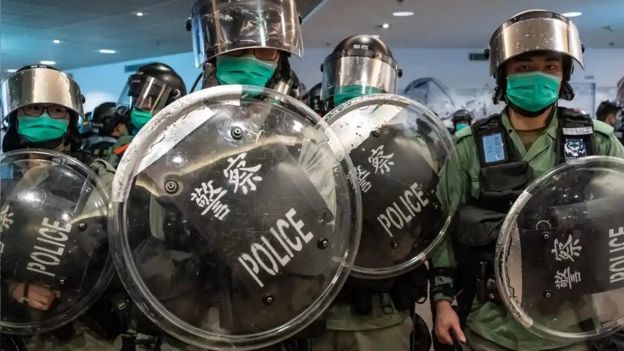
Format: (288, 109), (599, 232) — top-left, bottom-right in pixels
(609, 226), (624, 284)
(238, 208), (314, 288)
(377, 182), (430, 237)
(27, 217), (71, 278)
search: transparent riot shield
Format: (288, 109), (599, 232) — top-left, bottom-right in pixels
(497, 156), (624, 341)
(0, 150), (111, 335)
(110, 85), (361, 350)
(325, 94), (454, 279)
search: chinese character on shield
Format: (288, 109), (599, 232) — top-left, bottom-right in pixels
(551, 234), (582, 262)
(0, 206), (14, 232)
(190, 180), (230, 220)
(355, 165), (372, 193)
(223, 152), (263, 195)
(368, 145), (395, 175)
(554, 267), (582, 290)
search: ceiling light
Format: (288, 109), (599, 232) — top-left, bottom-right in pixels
(40, 60), (56, 65)
(99, 49), (117, 54)
(393, 11), (414, 17)
(52, 39), (61, 44)
(382, 23), (390, 29)
(562, 11), (582, 18)
(136, 12), (144, 17)
(6, 69), (17, 73)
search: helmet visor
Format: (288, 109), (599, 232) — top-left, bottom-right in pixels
(489, 10), (584, 75)
(1, 67), (84, 118)
(117, 76), (175, 114)
(191, 0), (303, 67)
(321, 56), (398, 102)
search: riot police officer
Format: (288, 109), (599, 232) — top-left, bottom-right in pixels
(108, 62), (186, 167)
(317, 34), (433, 351)
(451, 109), (473, 133)
(1, 64), (116, 350)
(188, 0), (303, 96)
(81, 101), (130, 158)
(321, 35), (402, 110)
(431, 10), (624, 350)
(2, 66), (85, 155)
(114, 1), (317, 350)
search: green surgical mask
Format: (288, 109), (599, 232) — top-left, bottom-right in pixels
(455, 123), (469, 132)
(333, 85), (384, 107)
(17, 114), (69, 142)
(506, 72), (561, 113)
(131, 108), (153, 132)
(216, 56), (277, 87)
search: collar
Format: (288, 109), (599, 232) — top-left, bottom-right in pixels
(501, 107), (559, 159)
(502, 107), (559, 137)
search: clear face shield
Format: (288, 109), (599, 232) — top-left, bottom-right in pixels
(190, 0), (303, 68)
(321, 56), (399, 105)
(117, 75), (176, 114)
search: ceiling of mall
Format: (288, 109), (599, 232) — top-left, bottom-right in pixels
(2, 0), (623, 73)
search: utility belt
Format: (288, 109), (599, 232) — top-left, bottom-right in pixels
(335, 289), (397, 315)
(120, 333), (161, 351)
(118, 318), (328, 351)
(337, 264), (429, 315)
(452, 204), (506, 305)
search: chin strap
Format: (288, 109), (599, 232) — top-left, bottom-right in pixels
(560, 81), (575, 101)
(201, 62), (219, 89)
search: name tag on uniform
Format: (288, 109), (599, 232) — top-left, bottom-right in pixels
(482, 133), (506, 164)
(563, 127), (593, 136)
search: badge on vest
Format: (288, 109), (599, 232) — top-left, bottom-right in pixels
(563, 137), (589, 161)
(562, 126), (592, 162)
(482, 132), (506, 164)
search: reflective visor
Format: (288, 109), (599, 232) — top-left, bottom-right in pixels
(321, 56), (399, 102)
(118, 76), (174, 114)
(1, 67), (84, 118)
(489, 10), (584, 75)
(191, 0), (303, 67)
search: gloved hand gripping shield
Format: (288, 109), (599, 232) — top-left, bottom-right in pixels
(110, 85), (361, 350)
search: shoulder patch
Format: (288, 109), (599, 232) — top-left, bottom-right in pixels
(592, 119), (615, 136)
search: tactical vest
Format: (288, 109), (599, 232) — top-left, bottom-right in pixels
(452, 107), (595, 306)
